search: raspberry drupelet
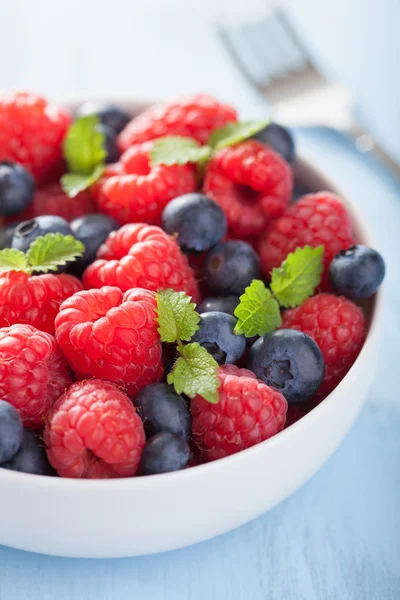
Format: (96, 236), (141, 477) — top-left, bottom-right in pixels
(118, 93), (237, 151)
(0, 324), (72, 428)
(55, 287), (163, 396)
(191, 364), (287, 462)
(83, 223), (200, 301)
(0, 92), (71, 182)
(281, 293), (366, 399)
(259, 192), (355, 288)
(204, 140), (292, 238)
(95, 141), (196, 226)
(44, 379), (146, 478)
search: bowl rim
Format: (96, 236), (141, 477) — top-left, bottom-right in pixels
(0, 100), (384, 490)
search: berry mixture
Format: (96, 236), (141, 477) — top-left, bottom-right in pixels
(0, 92), (384, 479)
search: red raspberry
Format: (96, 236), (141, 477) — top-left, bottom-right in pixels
(281, 293), (366, 398)
(0, 92), (71, 182)
(83, 223), (200, 301)
(203, 140), (292, 239)
(55, 287), (163, 396)
(258, 192), (355, 288)
(17, 182), (95, 222)
(0, 271), (83, 335)
(118, 94), (237, 151)
(95, 142), (196, 225)
(44, 379), (145, 478)
(191, 364), (287, 462)
(0, 324), (71, 428)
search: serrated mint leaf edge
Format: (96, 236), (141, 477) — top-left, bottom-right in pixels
(167, 342), (220, 404)
(61, 164), (105, 198)
(150, 135), (212, 167)
(234, 279), (282, 337)
(207, 118), (271, 150)
(25, 233), (85, 272)
(270, 245), (324, 308)
(0, 248), (29, 273)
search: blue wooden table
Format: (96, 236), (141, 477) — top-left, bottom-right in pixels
(0, 2), (400, 598)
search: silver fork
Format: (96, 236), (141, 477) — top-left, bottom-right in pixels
(216, 5), (400, 177)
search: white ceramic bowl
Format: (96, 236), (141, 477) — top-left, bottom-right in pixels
(0, 100), (383, 558)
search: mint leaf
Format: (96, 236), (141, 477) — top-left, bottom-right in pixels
(61, 164), (105, 198)
(0, 249), (29, 273)
(63, 115), (106, 175)
(234, 280), (282, 337)
(207, 119), (271, 150)
(167, 342), (220, 403)
(156, 289), (200, 343)
(270, 245), (324, 308)
(26, 233), (84, 273)
(150, 136), (212, 167)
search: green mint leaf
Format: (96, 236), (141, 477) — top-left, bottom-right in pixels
(167, 342), (220, 403)
(63, 115), (106, 175)
(270, 245), (324, 308)
(150, 136), (212, 167)
(234, 279), (282, 337)
(156, 289), (200, 343)
(26, 233), (85, 273)
(207, 119), (271, 150)
(0, 249), (29, 273)
(61, 164), (105, 198)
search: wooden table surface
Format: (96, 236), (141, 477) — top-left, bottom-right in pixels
(0, 2), (399, 598)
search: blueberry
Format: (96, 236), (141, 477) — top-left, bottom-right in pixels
(0, 221), (22, 249)
(97, 124), (120, 164)
(76, 102), (131, 134)
(192, 311), (245, 365)
(204, 241), (260, 296)
(248, 329), (324, 404)
(1, 429), (55, 475)
(140, 432), (190, 475)
(162, 193), (227, 253)
(0, 162), (35, 217)
(329, 245), (385, 300)
(133, 382), (191, 441)
(254, 122), (295, 164)
(0, 401), (23, 464)
(70, 213), (119, 275)
(197, 295), (239, 316)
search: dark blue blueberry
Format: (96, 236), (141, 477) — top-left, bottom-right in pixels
(1, 429), (55, 475)
(76, 102), (131, 134)
(254, 122), (295, 164)
(0, 221), (22, 249)
(70, 213), (119, 275)
(0, 162), (35, 217)
(192, 311), (245, 365)
(140, 432), (190, 475)
(0, 401), (23, 464)
(204, 240), (260, 296)
(133, 382), (191, 441)
(329, 245), (385, 300)
(97, 124), (120, 164)
(12, 216), (74, 273)
(248, 329), (324, 404)
(197, 295), (239, 316)
(162, 193), (227, 253)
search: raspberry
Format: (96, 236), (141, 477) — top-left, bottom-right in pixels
(118, 94), (237, 151)
(55, 287), (163, 396)
(0, 92), (71, 182)
(281, 293), (366, 398)
(258, 192), (355, 288)
(203, 140), (292, 238)
(191, 364), (287, 462)
(18, 182), (95, 222)
(0, 271), (83, 335)
(95, 142), (196, 225)
(83, 223), (200, 301)
(0, 324), (71, 428)
(44, 379), (145, 478)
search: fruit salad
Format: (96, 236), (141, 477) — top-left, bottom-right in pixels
(0, 92), (385, 478)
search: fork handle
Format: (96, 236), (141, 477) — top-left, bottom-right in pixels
(345, 124), (400, 179)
